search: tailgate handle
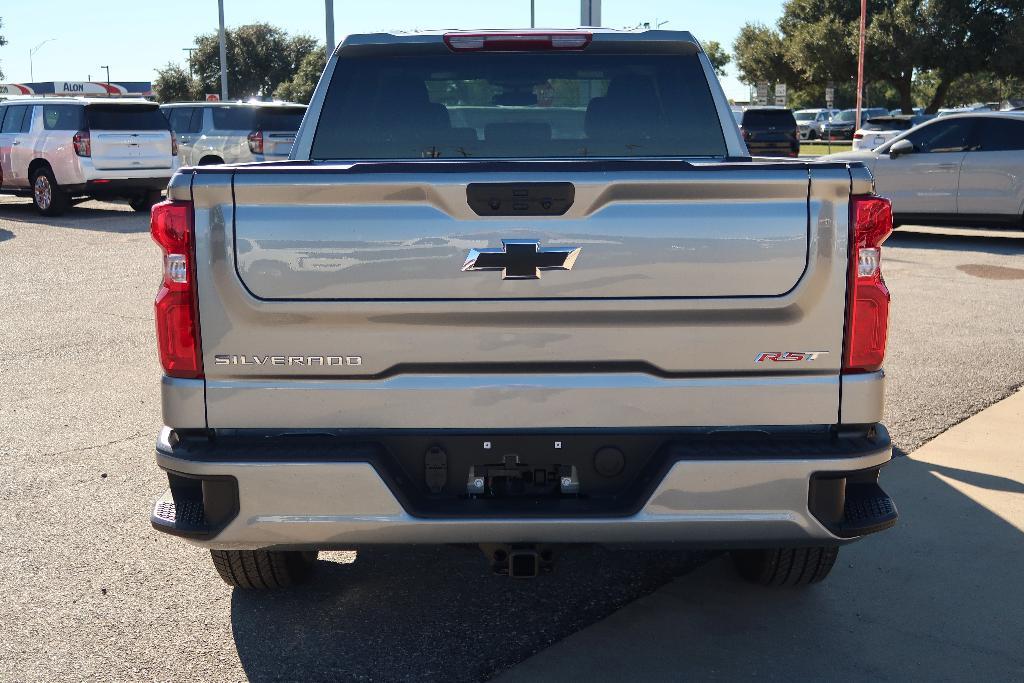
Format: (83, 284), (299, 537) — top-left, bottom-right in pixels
(467, 182), (574, 216)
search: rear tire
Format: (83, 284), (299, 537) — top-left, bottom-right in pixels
(210, 549), (318, 589)
(129, 190), (162, 212)
(731, 546), (839, 586)
(31, 166), (70, 217)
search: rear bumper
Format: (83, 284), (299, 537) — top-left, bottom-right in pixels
(151, 425), (897, 550)
(746, 141), (800, 157)
(63, 177), (172, 195)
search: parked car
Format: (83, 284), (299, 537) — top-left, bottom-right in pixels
(818, 108), (889, 140)
(794, 108), (836, 140)
(150, 29), (898, 589)
(937, 104), (993, 116)
(852, 115), (934, 150)
(737, 107), (800, 156)
(0, 98), (177, 215)
(889, 107), (925, 116)
(824, 112), (1024, 223)
(160, 101), (307, 166)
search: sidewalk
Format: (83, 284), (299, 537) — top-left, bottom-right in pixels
(500, 389), (1024, 681)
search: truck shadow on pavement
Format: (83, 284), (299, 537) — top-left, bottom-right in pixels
(0, 228), (13, 243)
(229, 544), (709, 682)
(228, 447), (1024, 681)
(0, 200), (148, 233)
(500, 449), (1024, 681)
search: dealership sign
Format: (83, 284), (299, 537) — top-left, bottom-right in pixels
(0, 81), (154, 97)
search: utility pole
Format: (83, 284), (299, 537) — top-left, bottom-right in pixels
(325, 0), (335, 62)
(531, 0), (535, 28)
(580, 0), (600, 26)
(218, 0), (229, 101)
(183, 48), (196, 77)
(855, 0), (866, 131)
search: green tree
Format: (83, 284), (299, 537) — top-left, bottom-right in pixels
(153, 63), (198, 103)
(915, 69), (1024, 107)
(0, 18), (7, 81)
(188, 23), (321, 99)
(917, 0), (1017, 112)
(703, 40), (731, 77)
(732, 23), (800, 88)
(734, 0), (1023, 114)
(273, 50), (326, 103)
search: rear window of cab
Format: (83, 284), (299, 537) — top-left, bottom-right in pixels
(311, 52), (727, 160)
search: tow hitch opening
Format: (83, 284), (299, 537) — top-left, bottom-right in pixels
(480, 543), (556, 578)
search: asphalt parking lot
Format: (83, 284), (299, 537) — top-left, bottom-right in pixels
(1, 197), (1023, 681)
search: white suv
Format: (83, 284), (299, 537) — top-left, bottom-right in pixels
(0, 98), (178, 216)
(160, 102), (306, 166)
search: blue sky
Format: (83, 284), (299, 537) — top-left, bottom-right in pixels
(0, 0), (784, 100)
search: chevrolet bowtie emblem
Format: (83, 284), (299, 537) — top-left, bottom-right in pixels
(462, 240), (582, 280)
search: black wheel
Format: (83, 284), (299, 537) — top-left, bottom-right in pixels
(129, 190), (162, 212)
(731, 546), (839, 586)
(31, 166), (70, 216)
(808, 129), (819, 141)
(198, 156), (224, 166)
(210, 549), (318, 589)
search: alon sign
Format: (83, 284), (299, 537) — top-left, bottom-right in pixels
(0, 81), (154, 97)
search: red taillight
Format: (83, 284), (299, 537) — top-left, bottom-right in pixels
(853, 133), (864, 140)
(444, 32), (591, 51)
(844, 195), (893, 373)
(151, 200), (202, 379)
(247, 129), (264, 154)
(73, 130), (91, 157)
(170, 134), (178, 156)
(741, 128), (751, 141)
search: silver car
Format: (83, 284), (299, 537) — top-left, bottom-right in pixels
(794, 108), (836, 140)
(826, 112), (1024, 222)
(0, 98), (177, 215)
(161, 102), (306, 166)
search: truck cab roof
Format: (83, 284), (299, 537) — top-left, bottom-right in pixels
(337, 28), (702, 54)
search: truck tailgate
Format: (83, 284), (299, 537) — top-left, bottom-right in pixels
(192, 162), (854, 429)
(232, 169), (809, 300)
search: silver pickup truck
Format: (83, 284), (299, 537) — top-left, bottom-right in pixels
(149, 29), (898, 589)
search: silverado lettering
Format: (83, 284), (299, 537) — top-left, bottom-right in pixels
(213, 355), (362, 366)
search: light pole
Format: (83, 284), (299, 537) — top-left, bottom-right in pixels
(218, 0), (229, 101)
(531, 0), (535, 28)
(855, 0), (866, 131)
(580, 0), (600, 26)
(100, 65), (111, 96)
(29, 39), (56, 82)
(325, 0), (335, 63)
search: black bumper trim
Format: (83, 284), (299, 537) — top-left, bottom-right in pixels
(154, 425), (892, 528)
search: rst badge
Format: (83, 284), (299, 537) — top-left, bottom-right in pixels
(754, 351), (829, 363)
